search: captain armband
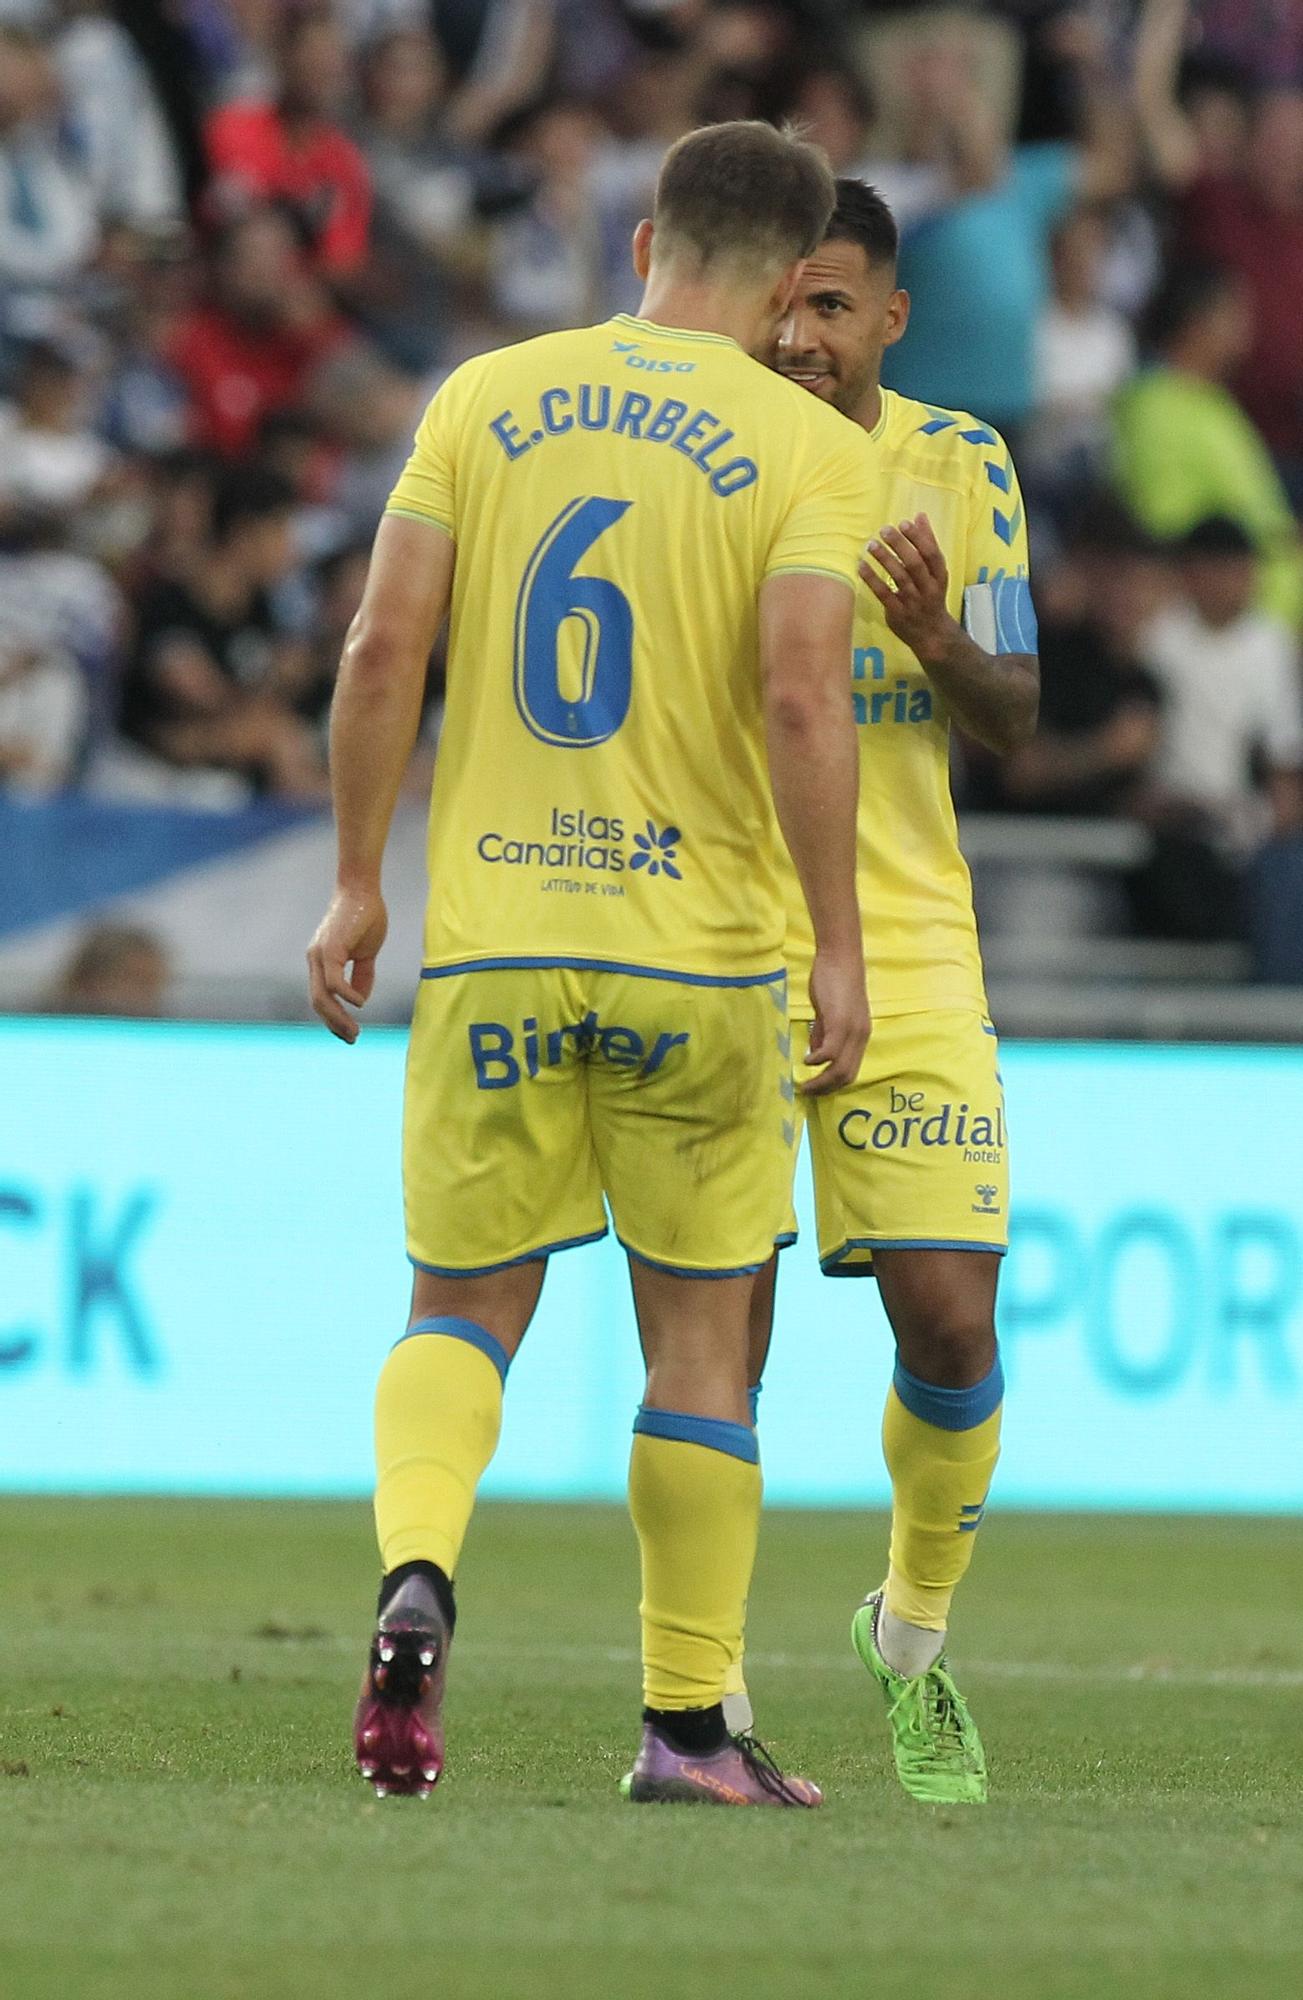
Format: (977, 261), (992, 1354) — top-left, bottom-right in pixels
(962, 576), (1038, 657)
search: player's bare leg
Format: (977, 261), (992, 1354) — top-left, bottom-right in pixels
(623, 1260), (820, 1807)
(356, 1261), (545, 1797)
(874, 1248), (997, 1384)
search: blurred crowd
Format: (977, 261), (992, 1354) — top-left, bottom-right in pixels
(2, 0), (1303, 961)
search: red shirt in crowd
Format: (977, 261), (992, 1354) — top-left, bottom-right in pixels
(207, 102), (373, 276)
(167, 307), (350, 456)
(1182, 174), (1303, 462)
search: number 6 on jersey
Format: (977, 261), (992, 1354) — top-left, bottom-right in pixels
(513, 496), (634, 747)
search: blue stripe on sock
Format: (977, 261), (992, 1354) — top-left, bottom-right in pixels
(632, 1406), (760, 1465)
(397, 1314), (510, 1383)
(892, 1354), (1004, 1432)
(747, 1382), (762, 1428)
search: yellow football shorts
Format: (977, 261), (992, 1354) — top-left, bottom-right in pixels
(786, 1008), (1009, 1275)
(404, 962), (795, 1277)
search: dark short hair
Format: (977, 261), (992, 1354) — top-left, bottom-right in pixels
(212, 466), (296, 542)
(1063, 492), (1161, 559)
(64, 924), (165, 984)
(1177, 49), (1254, 113)
(16, 336), (81, 381)
(1179, 514), (1256, 559)
(825, 178), (899, 272)
(1141, 261), (1239, 352)
(276, 1), (337, 57)
(654, 121), (835, 271)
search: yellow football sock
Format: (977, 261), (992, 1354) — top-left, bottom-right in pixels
(373, 1316), (507, 1578)
(722, 1384), (763, 1710)
(881, 1356), (1004, 1632)
(629, 1410), (761, 1711)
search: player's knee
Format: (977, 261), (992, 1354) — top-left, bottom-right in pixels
(895, 1316), (996, 1390)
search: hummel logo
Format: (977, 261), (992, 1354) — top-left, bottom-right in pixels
(975, 1184), (998, 1209)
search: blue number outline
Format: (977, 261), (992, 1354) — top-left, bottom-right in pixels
(513, 496), (634, 748)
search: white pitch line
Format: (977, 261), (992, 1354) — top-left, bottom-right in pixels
(962, 1659), (1303, 1691)
(30, 1634), (1300, 1693)
(456, 1640), (1303, 1691)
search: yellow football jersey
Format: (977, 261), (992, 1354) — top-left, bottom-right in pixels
(387, 313), (873, 981)
(784, 389), (1035, 1018)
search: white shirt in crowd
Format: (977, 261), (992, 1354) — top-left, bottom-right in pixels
(0, 647), (87, 795)
(0, 404), (113, 511)
(1034, 300), (1136, 432)
(1140, 601), (1303, 848)
(55, 16), (183, 228)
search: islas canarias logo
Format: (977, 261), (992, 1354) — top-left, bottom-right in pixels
(630, 822), (682, 879)
(476, 809), (683, 881)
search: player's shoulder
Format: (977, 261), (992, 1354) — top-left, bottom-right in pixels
(883, 391), (1017, 490)
(883, 392), (1030, 567)
(754, 363), (877, 473)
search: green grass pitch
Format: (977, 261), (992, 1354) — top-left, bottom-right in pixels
(1, 1499), (1300, 2000)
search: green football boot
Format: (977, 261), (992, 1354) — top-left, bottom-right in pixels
(851, 1590), (988, 1805)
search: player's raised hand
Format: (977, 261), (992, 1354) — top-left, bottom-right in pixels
(860, 514), (958, 671)
(803, 943), (871, 1095)
(307, 884), (388, 1043)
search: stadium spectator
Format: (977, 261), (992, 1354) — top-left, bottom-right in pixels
(0, 630), (87, 794)
(427, 0), (604, 148)
(0, 508), (123, 758)
(845, 3), (1023, 153)
(1180, 92), (1303, 503)
(117, 467), (326, 797)
(94, 244), (195, 458)
(1188, 0), (1303, 91)
(352, 23), (484, 263)
(180, 0), (279, 102)
(1136, 0), (1256, 184)
(1025, 204), (1137, 513)
(54, 1), (185, 234)
(879, 15), (1135, 436)
(788, 67), (876, 174)
(788, 63), (971, 230)
(165, 208), (352, 457)
(130, 449), (220, 590)
(0, 336), (119, 526)
(296, 533), (433, 782)
(300, 345), (426, 551)
(1138, 2), (1303, 501)
(488, 98), (644, 333)
(44, 921), (171, 1015)
(995, 505), (1165, 818)
(1140, 516), (1303, 853)
(0, 21), (101, 333)
(349, 19), (531, 368)
(204, 3), (373, 280)
(1112, 263), (1303, 628)
(299, 537), (369, 729)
